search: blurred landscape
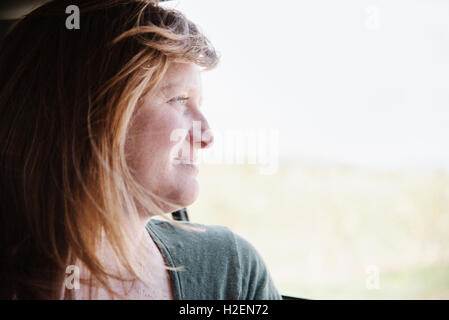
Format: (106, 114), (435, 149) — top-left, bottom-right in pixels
(189, 163), (449, 299)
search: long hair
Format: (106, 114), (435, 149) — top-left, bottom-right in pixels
(0, 0), (219, 299)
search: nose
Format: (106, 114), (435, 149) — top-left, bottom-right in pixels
(190, 110), (214, 150)
(200, 119), (214, 149)
(200, 128), (214, 149)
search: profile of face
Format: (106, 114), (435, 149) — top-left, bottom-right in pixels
(125, 62), (214, 214)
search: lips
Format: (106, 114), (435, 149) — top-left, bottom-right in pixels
(173, 157), (198, 165)
(172, 157), (199, 175)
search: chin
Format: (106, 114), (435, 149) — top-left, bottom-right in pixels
(175, 182), (200, 207)
(159, 181), (200, 213)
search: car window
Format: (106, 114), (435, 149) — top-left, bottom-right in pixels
(167, 0), (449, 299)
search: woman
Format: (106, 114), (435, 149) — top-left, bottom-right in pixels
(0, 0), (281, 300)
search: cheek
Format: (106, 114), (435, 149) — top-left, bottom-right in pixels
(125, 109), (188, 179)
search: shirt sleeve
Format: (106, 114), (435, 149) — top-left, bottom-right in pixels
(231, 231), (282, 300)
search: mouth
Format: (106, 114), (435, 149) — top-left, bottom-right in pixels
(174, 159), (197, 165)
(172, 155), (198, 165)
(172, 158), (199, 175)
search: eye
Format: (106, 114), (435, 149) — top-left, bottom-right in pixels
(167, 96), (189, 113)
(169, 96), (189, 106)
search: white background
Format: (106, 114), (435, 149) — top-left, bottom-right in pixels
(164, 0), (449, 171)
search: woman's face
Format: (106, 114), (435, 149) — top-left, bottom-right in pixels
(125, 62), (214, 213)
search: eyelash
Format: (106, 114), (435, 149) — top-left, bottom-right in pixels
(169, 96), (189, 105)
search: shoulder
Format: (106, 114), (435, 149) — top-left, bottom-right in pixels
(146, 218), (240, 271)
(227, 230), (282, 300)
(146, 218), (235, 254)
(146, 218), (282, 300)
(146, 218), (259, 262)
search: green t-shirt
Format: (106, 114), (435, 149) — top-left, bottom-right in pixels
(145, 218), (282, 300)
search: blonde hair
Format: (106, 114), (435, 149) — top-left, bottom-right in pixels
(0, 0), (219, 299)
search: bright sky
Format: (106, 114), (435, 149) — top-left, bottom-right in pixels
(163, 0), (449, 171)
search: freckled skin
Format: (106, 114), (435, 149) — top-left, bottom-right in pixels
(125, 62), (214, 214)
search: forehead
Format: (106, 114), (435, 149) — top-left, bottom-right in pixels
(158, 62), (202, 92)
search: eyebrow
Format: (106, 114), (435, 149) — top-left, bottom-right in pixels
(159, 81), (202, 92)
(160, 83), (189, 90)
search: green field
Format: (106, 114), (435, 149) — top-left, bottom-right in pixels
(188, 163), (449, 299)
